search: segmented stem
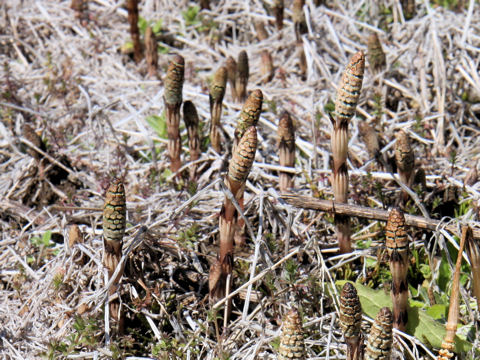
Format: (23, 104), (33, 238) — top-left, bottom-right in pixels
(394, 130), (415, 188)
(292, 0), (307, 42)
(367, 33), (386, 74)
(385, 208), (409, 332)
(209, 66), (227, 153)
(236, 50), (249, 102)
(278, 309), (305, 360)
(226, 56), (238, 102)
(465, 226), (480, 309)
(126, 0), (142, 63)
(183, 101), (200, 180)
(260, 50), (274, 84)
(437, 226), (470, 359)
(273, 0), (284, 30)
(164, 55), (185, 173)
(103, 179), (126, 322)
(145, 26), (158, 78)
(277, 111), (295, 193)
(365, 307), (393, 360)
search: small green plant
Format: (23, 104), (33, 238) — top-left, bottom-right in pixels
(30, 230), (53, 248)
(182, 6), (200, 27)
(284, 258), (298, 284)
(146, 114), (168, 139)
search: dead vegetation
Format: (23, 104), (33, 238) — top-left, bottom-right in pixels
(0, 0), (480, 359)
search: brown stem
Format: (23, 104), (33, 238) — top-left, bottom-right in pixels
(145, 26), (158, 78)
(126, 0), (142, 64)
(236, 51), (249, 102)
(385, 208), (409, 332)
(439, 226), (469, 358)
(183, 101), (200, 180)
(278, 111), (295, 193)
(281, 194), (480, 240)
(226, 56), (238, 102)
(260, 50), (274, 84)
(209, 66), (227, 153)
(272, 0), (284, 31)
(164, 55), (184, 173)
(465, 226), (480, 308)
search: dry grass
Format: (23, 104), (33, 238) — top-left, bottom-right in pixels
(0, 0), (480, 359)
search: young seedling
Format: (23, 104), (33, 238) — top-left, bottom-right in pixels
(385, 208), (409, 332)
(236, 51), (249, 102)
(365, 307), (393, 360)
(367, 33), (386, 74)
(273, 0), (284, 31)
(226, 56), (238, 102)
(465, 226), (480, 309)
(209, 66), (227, 153)
(145, 26), (158, 78)
(277, 111), (295, 193)
(278, 309), (305, 360)
(437, 226), (469, 360)
(331, 51), (365, 253)
(183, 101), (201, 180)
(164, 54), (185, 173)
(260, 50), (274, 84)
(126, 0), (142, 64)
(103, 179), (126, 325)
(210, 127), (257, 322)
(233, 90), (263, 246)
(339, 282), (364, 360)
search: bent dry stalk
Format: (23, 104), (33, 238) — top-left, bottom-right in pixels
(332, 51), (365, 253)
(277, 111), (295, 193)
(164, 54), (185, 173)
(339, 282), (363, 360)
(210, 126), (257, 324)
(385, 208), (409, 332)
(365, 307), (393, 360)
(183, 101), (201, 180)
(103, 179), (126, 325)
(278, 309), (305, 360)
(236, 50), (249, 102)
(437, 226), (470, 360)
(209, 66), (227, 153)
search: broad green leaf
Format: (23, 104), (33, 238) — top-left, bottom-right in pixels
(152, 19), (163, 34)
(336, 281), (472, 353)
(426, 304), (448, 320)
(146, 114), (167, 139)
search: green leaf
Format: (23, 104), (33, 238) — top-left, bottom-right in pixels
(182, 6), (200, 26)
(426, 304), (448, 320)
(336, 281), (472, 353)
(146, 114), (167, 139)
(152, 19), (163, 34)
(138, 16), (148, 35)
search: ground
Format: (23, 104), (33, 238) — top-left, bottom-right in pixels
(0, 0), (479, 359)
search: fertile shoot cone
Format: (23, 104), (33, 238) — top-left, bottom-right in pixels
(164, 54), (185, 173)
(278, 309), (305, 360)
(365, 307), (393, 360)
(209, 66), (227, 153)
